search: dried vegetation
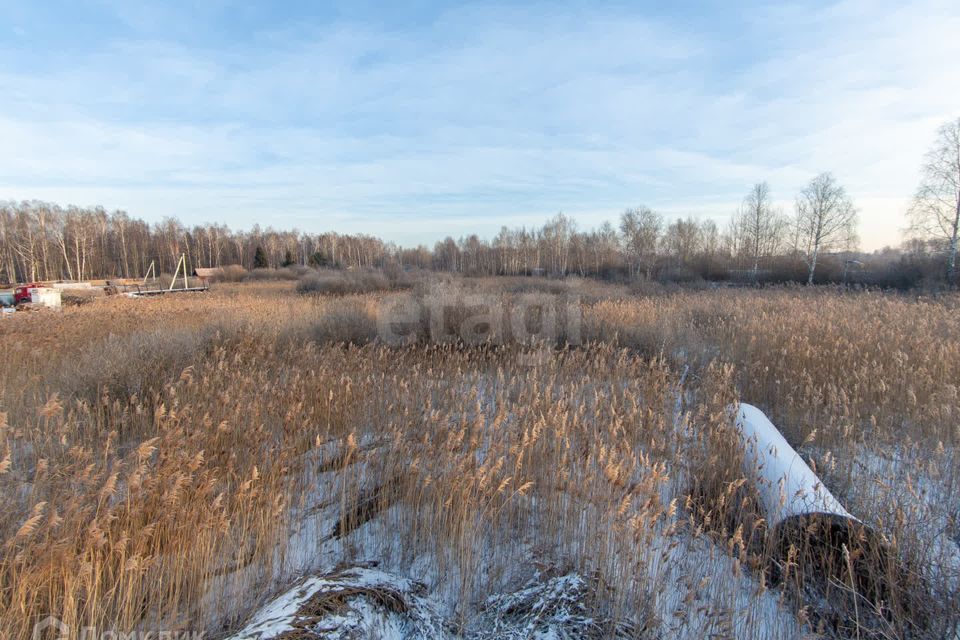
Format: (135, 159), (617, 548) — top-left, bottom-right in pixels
(1, 280), (958, 639)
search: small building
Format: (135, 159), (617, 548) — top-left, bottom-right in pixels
(192, 267), (223, 286)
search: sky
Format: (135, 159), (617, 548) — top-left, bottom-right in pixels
(1, 0), (958, 250)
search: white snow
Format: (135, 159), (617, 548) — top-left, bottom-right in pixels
(218, 395), (811, 640)
(735, 403), (853, 527)
(227, 567), (450, 640)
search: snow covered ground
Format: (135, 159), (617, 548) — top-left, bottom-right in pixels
(221, 451), (804, 639)
(229, 556), (800, 640)
(210, 387), (813, 639)
(229, 568), (629, 640)
(219, 397), (956, 639)
(229, 567), (450, 640)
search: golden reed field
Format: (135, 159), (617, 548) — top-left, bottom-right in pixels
(1, 279), (958, 639)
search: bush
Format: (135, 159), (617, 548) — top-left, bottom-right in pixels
(310, 299), (379, 344)
(296, 269), (395, 295)
(245, 266), (303, 281)
(216, 264), (247, 282)
(58, 326), (220, 403)
(658, 265), (705, 285)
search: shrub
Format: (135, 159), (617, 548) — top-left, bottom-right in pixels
(310, 299), (379, 344)
(216, 264), (248, 282)
(296, 269), (394, 295)
(245, 266), (303, 281)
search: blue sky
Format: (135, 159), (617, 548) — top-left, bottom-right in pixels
(2, 0), (958, 249)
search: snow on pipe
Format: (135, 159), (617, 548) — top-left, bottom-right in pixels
(733, 402), (854, 531)
(674, 384), (869, 549)
(729, 403), (905, 594)
(732, 406), (960, 634)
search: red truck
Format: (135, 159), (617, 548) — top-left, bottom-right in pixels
(13, 283), (41, 305)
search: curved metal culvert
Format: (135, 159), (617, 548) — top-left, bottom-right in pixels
(733, 404), (894, 603)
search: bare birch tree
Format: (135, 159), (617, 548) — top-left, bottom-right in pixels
(908, 117), (960, 283)
(662, 217), (702, 265)
(619, 206), (661, 278)
(794, 172), (858, 284)
(738, 182), (785, 280)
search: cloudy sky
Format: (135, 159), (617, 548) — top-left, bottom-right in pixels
(2, 0), (958, 249)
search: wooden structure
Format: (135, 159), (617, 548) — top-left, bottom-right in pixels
(192, 267), (223, 286)
(128, 255), (208, 297)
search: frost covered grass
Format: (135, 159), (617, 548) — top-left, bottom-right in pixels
(1, 281), (958, 639)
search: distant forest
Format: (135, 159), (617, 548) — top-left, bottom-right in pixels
(0, 195), (950, 290)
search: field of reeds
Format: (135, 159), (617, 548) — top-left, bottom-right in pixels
(1, 278), (958, 639)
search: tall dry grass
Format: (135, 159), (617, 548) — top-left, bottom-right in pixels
(0, 281), (957, 639)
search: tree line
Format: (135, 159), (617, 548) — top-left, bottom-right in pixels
(417, 171), (862, 284)
(3, 117), (958, 288)
(0, 205), (395, 284)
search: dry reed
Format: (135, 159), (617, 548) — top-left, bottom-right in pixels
(1, 281), (957, 639)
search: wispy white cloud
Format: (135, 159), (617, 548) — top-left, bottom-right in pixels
(1, 0), (958, 248)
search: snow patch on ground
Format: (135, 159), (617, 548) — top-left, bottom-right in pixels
(229, 569), (642, 640)
(473, 573), (633, 639)
(809, 442), (960, 592)
(218, 385), (807, 639)
(643, 530), (803, 639)
(227, 567), (451, 640)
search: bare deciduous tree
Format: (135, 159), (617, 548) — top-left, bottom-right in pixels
(908, 118), (960, 283)
(619, 206), (661, 278)
(662, 217), (702, 265)
(738, 182), (785, 280)
(541, 213), (575, 276)
(794, 172), (858, 284)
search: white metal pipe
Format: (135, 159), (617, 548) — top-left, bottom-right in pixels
(734, 402), (853, 529)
